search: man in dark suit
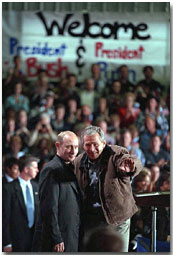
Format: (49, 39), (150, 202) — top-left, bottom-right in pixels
(2, 155), (39, 252)
(32, 131), (82, 252)
(2, 157), (19, 184)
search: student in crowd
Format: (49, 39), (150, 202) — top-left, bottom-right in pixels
(144, 135), (170, 167)
(4, 81), (30, 113)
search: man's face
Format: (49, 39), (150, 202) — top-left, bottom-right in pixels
(56, 134), (79, 163)
(112, 81), (121, 93)
(7, 164), (19, 179)
(69, 76), (76, 88)
(122, 132), (132, 148)
(151, 136), (161, 151)
(27, 161), (39, 179)
(83, 133), (106, 161)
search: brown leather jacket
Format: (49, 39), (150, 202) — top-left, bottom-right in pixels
(74, 145), (143, 226)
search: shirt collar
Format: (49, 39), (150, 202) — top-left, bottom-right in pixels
(5, 173), (14, 182)
(18, 176), (31, 187)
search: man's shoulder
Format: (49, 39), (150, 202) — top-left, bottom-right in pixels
(74, 152), (85, 167)
(2, 179), (20, 196)
(31, 179), (39, 188)
(43, 155), (61, 169)
(39, 155), (66, 186)
(109, 145), (128, 154)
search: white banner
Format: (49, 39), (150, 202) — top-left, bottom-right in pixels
(2, 11), (170, 84)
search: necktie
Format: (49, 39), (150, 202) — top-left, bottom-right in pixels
(26, 184), (34, 228)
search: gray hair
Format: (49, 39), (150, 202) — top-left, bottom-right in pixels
(57, 131), (78, 143)
(81, 125), (105, 144)
(40, 112), (50, 122)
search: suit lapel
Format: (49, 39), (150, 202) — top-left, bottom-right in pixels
(31, 180), (39, 220)
(14, 180), (27, 217)
(70, 182), (78, 194)
(31, 181), (39, 203)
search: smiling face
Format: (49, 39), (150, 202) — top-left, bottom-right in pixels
(56, 133), (79, 163)
(83, 133), (106, 161)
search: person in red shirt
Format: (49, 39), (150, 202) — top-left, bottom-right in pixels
(118, 92), (140, 128)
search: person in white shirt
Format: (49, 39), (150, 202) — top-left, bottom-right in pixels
(2, 155), (39, 252)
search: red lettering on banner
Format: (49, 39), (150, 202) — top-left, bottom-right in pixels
(26, 57), (41, 77)
(26, 57), (68, 78)
(95, 42), (145, 59)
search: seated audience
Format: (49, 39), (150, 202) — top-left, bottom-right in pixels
(137, 65), (164, 99)
(139, 115), (162, 153)
(4, 134), (25, 160)
(91, 63), (105, 95)
(28, 113), (57, 148)
(118, 64), (135, 93)
(132, 168), (151, 194)
(136, 95), (169, 140)
(106, 79), (123, 115)
(120, 129), (145, 166)
(144, 135), (170, 167)
(3, 117), (16, 155)
(65, 97), (79, 127)
(16, 109), (31, 152)
(51, 104), (71, 132)
(118, 92), (140, 128)
(147, 163), (160, 192)
(108, 114), (121, 145)
(79, 78), (99, 113)
(77, 104), (94, 125)
(94, 97), (110, 122)
(4, 81), (30, 113)
(96, 118), (115, 145)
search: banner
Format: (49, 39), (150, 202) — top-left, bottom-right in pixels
(2, 11), (170, 84)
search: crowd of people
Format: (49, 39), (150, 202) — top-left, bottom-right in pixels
(2, 55), (170, 252)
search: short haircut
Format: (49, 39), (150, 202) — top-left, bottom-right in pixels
(68, 73), (76, 79)
(143, 65), (154, 73)
(83, 225), (124, 252)
(13, 55), (21, 62)
(55, 103), (65, 110)
(56, 131), (77, 144)
(118, 64), (128, 72)
(40, 112), (50, 122)
(81, 125), (105, 144)
(19, 155), (39, 172)
(10, 135), (22, 145)
(156, 170), (170, 190)
(5, 157), (19, 169)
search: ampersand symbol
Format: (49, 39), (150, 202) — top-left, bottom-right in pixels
(76, 39), (86, 69)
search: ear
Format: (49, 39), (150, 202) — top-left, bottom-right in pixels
(55, 142), (60, 150)
(103, 140), (106, 147)
(23, 166), (29, 174)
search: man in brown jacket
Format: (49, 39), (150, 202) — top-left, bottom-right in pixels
(74, 125), (143, 252)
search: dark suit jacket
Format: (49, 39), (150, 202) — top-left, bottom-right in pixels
(2, 178), (39, 252)
(2, 175), (8, 185)
(33, 155), (82, 252)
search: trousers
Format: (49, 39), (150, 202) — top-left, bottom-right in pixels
(112, 218), (131, 252)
